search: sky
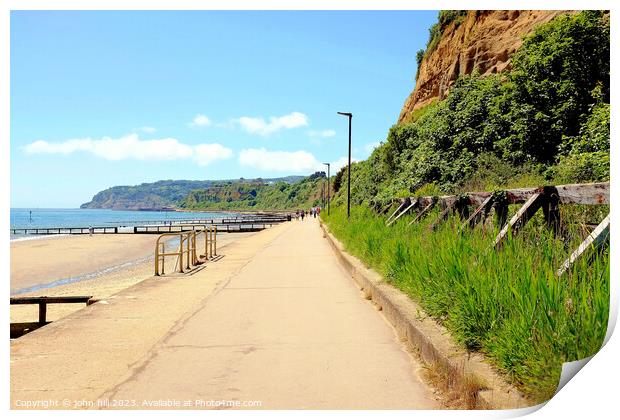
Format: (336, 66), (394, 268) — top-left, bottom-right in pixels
(10, 10), (438, 208)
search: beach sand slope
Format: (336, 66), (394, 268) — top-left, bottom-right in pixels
(10, 232), (253, 323)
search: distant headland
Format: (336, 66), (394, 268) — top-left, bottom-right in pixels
(80, 174), (329, 211)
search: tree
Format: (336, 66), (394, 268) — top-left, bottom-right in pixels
(333, 166), (346, 193)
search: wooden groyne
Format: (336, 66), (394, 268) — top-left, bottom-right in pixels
(133, 221), (283, 234)
(108, 216), (288, 225)
(10, 227), (119, 235)
(10, 215), (290, 236)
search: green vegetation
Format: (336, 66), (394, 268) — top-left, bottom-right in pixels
(415, 49), (425, 78)
(402, 99), (438, 124)
(335, 11), (609, 211)
(80, 176), (305, 210)
(322, 205), (609, 402)
(324, 11), (610, 402)
(179, 173), (329, 211)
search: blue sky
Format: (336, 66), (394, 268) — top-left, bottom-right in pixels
(10, 10), (437, 208)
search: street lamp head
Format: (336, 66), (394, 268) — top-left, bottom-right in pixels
(323, 162), (330, 166)
(337, 112), (352, 117)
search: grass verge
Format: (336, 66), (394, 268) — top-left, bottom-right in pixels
(322, 205), (609, 402)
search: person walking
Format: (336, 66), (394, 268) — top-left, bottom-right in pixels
(300, 210), (305, 221)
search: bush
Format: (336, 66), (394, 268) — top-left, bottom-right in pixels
(333, 166), (346, 193)
(548, 152), (610, 184)
(415, 49), (425, 79)
(393, 74), (507, 191)
(461, 153), (546, 192)
(438, 10), (468, 28)
(508, 10), (610, 162)
(563, 102), (610, 154)
(426, 22), (442, 53)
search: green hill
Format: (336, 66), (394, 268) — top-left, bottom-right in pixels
(80, 176), (306, 210)
(179, 172), (330, 211)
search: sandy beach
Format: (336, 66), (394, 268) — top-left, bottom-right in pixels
(10, 232), (255, 323)
(11, 234), (160, 293)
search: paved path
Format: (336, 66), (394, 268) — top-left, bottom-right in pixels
(11, 219), (438, 409)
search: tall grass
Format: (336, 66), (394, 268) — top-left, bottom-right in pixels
(322, 205), (609, 402)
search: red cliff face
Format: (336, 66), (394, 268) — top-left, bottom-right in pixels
(398, 10), (572, 124)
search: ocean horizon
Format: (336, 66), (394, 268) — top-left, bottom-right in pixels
(10, 208), (234, 238)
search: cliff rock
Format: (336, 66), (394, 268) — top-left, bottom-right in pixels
(398, 10), (571, 123)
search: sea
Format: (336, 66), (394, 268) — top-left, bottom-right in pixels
(9, 208), (237, 294)
(10, 208), (232, 240)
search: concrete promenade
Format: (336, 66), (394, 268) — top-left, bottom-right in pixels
(11, 218), (438, 409)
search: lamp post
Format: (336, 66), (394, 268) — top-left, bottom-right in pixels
(337, 112), (352, 219)
(323, 162), (330, 215)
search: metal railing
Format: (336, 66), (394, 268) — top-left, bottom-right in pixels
(154, 225), (218, 276)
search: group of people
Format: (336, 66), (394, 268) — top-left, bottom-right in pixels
(294, 207), (321, 221)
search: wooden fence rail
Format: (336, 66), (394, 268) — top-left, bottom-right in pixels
(387, 182), (610, 276)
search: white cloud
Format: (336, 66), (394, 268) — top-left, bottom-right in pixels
(238, 148), (358, 174)
(23, 134), (232, 166)
(308, 129), (336, 138)
(239, 148), (323, 172)
(193, 143), (233, 166)
(190, 114), (212, 127)
(237, 112), (308, 136)
(136, 126), (157, 134)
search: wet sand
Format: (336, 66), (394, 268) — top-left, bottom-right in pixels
(11, 234), (159, 293)
(10, 232), (255, 323)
